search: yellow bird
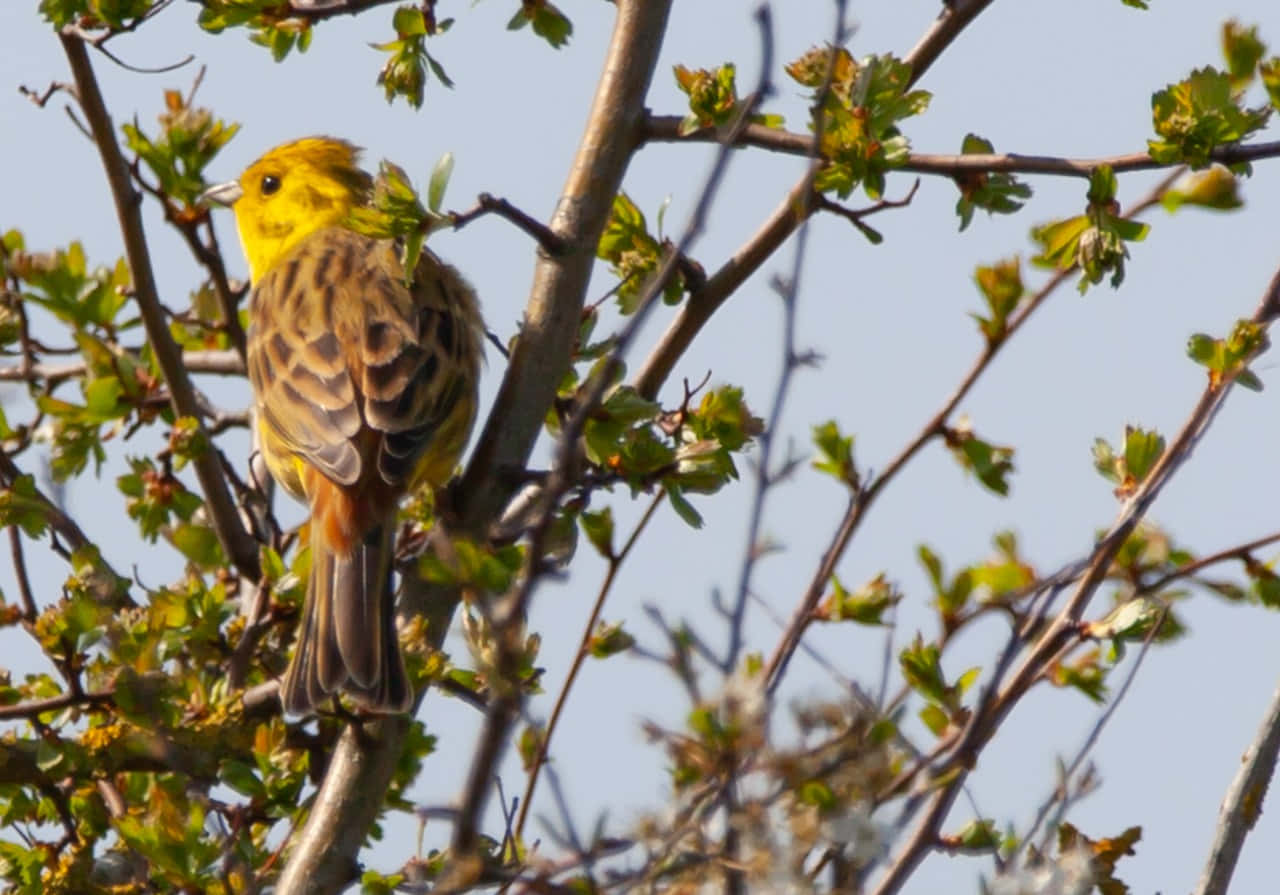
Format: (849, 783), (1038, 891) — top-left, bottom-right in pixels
(203, 138), (483, 714)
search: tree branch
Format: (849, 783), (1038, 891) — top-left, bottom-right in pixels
(871, 261), (1280, 895)
(0, 349), (247, 383)
(0, 452), (132, 607)
(274, 2), (676, 891)
(644, 114), (1280, 178)
(58, 32), (260, 581)
(1193, 674), (1280, 895)
(631, 0), (989, 402)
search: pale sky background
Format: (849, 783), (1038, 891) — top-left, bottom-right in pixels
(4, 1), (1280, 893)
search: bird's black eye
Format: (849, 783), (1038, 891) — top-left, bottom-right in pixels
(261, 174), (281, 196)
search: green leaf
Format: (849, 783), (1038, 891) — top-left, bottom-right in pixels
(667, 486), (703, 529)
(1082, 597), (1165, 641)
(1260, 58), (1280, 110)
(507, 1), (573, 49)
(1222, 21), (1267, 87)
(1093, 426), (1165, 497)
(587, 620), (635, 658)
(0, 474), (50, 538)
(427, 151), (454, 212)
(945, 424), (1015, 496)
(970, 257), (1024, 343)
(899, 636), (949, 706)
(1186, 319), (1269, 389)
(579, 507), (615, 558)
(811, 420), (857, 486)
(819, 573), (901, 624)
(1148, 67), (1271, 168)
(786, 48), (930, 199)
(945, 818), (1002, 853)
(954, 135), (1031, 231)
(168, 523), (225, 570)
(1162, 165), (1244, 212)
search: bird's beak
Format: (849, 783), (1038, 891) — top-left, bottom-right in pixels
(199, 180), (244, 207)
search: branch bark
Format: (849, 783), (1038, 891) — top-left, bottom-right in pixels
(274, 2), (675, 890)
(1194, 675), (1280, 895)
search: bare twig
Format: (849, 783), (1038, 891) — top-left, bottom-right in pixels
(0, 349), (244, 383)
(18, 81), (73, 108)
(1021, 607), (1167, 853)
(59, 32), (260, 581)
(903, 0), (997, 84)
(514, 489), (667, 840)
(450, 194), (567, 256)
(8, 527), (38, 620)
(1138, 530), (1280, 596)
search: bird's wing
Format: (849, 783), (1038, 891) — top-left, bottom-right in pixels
(247, 227), (480, 496)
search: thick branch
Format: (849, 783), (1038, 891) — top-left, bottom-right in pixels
(58, 33), (260, 581)
(1194, 675), (1280, 895)
(903, 0), (996, 83)
(275, 2), (675, 891)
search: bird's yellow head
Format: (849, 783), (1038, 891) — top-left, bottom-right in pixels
(201, 137), (373, 281)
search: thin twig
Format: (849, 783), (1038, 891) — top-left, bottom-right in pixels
(725, 0), (825, 675)
(8, 527), (38, 621)
(450, 2), (769, 860)
(450, 194), (567, 256)
(871, 261), (1280, 895)
(1021, 606), (1167, 853)
(762, 170), (1179, 694)
(644, 116), (1280, 180)
(513, 489), (667, 840)
(1138, 530), (1280, 596)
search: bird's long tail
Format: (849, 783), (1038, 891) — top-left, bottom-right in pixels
(280, 481), (411, 715)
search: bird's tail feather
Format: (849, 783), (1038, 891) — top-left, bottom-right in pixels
(280, 515), (411, 715)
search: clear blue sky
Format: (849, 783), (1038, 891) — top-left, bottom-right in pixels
(4, 1), (1280, 892)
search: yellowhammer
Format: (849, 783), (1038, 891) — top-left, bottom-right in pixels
(202, 137), (483, 715)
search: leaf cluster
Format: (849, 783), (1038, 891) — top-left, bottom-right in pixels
(1031, 166), (1149, 293)
(596, 193), (686, 313)
(672, 63), (782, 136)
(786, 47), (930, 199)
(124, 90), (240, 209)
(953, 134), (1032, 231)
